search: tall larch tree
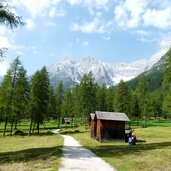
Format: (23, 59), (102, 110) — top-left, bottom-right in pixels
(79, 72), (96, 128)
(56, 80), (64, 129)
(114, 80), (131, 116)
(0, 69), (12, 136)
(105, 86), (115, 112)
(136, 74), (149, 127)
(96, 85), (107, 111)
(130, 91), (140, 125)
(29, 67), (50, 134)
(10, 66), (29, 133)
(48, 86), (56, 119)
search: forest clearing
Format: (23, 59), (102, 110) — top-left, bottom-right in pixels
(0, 1), (171, 171)
(0, 120), (171, 171)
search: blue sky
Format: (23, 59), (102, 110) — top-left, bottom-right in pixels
(0, 0), (171, 75)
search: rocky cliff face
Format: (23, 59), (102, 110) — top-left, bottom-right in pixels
(47, 45), (170, 87)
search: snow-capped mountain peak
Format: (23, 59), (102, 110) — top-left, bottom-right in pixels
(47, 45), (170, 87)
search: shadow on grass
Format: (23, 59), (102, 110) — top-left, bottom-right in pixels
(84, 141), (171, 158)
(31, 141), (170, 160)
(0, 131), (56, 137)
(1, 141), (170, 163)
(0, 146), (63, 164)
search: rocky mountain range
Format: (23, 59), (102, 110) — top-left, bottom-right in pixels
(47, 44), (170, 88)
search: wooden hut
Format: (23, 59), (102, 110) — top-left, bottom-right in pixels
(90, 111), (130, 142)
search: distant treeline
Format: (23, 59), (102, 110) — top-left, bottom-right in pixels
(0, 49), (171, 136)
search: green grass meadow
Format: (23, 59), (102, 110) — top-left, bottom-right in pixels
(0, 120), (171, 171)
(0, 120), (64, 171)
(62, 121), (171, 171)
(0, 134), (63, 171)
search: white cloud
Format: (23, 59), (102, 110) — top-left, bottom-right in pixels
(136, 30), (153, 42)
(0, 61), (9, 76)
(114, 0), (148, 28)
(71, 18), (111, 34)
(0, 26), (13, 50)
(44, 21), (57, 27)
(103, 35), (111, 41)
(0, 36), (11, 48)
(49, 7), (66, 17)
(9, 45), (41, 56)
(67, 0), (109, 16)
(25, 19), (36, 30)
(83, 41), (89, 46)
(67, 0), (109, 9)
(114, 0), (171, 29)
(159, 36), (171, 49)
(143, 8), (171, 29)
(13, 0), (62, 18)
(67, 0), (81, 5)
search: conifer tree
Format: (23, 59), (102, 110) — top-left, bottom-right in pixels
(162, 48), (171, 119)
(105, 86), (115, 112)
(114, 80), (130, 115)
(70, 84), (82, 124)
(130, 92), (140, 125)
(61, 89), (72, 118)
(48, 86), (56, 119)
(1, 57), (23, 136)
(148, 92), (162, 120)
(9, 57), (23, 135)
(29, 67), (50, 134)
(136, 74), (149, 127)
(56, 80), (64, 128)
(96, 85), (107, 111)
(11, 66), (29, 131)
(0, 69), (12, 136)
(79, 72), (96, 128)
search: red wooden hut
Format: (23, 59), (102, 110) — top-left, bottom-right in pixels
(90, 111), (130, 142)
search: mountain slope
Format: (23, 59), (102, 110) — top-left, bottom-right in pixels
(0, 76), (3, 84)
(126, 54), (167, 91)
(47, 45), (170, 88)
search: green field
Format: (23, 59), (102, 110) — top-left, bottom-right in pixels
(63, 121), (171, 171)
(0, 120), (171, 171)
(0, 133), (63, 171)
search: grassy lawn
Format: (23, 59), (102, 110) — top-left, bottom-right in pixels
(0, 120), (59, 133)
(65, 122), (171, 171)
(0, 133), (64, 171)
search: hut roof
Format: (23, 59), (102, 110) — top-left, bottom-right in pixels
(95, 111), (130, 121)
(90, 113), (95, 120)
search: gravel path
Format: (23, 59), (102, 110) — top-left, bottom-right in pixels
(59, 134), (116, 171)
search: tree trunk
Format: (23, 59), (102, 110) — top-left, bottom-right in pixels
(10, 117), (14, 136)
(29, 118), (33, 136)
(144, 103), (147, 127)
(37, 122), (39, 134)
(3, 117), (8, 137)
(84, 113), (86, 130)
(14, 119), (18, 130)
(58, 113), (61, 129)
(137, 116), (139, 126)
(71, 117), (73, 127)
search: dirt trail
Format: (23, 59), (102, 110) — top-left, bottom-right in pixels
(59, 134), (116, 171)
